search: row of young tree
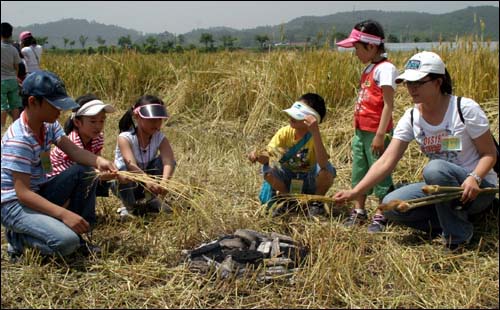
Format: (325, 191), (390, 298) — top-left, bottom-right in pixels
(43, 31), (440, 55)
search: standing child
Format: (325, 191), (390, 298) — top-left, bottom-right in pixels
(48, 93), (116, 197)
(1, 22), (22, 127)
(1, 71), (117, 259)
(113, 95), (176, 220)
(248, 93), (336, 216)
(336, 20), (398, 232)
(19, 31), (42, 74)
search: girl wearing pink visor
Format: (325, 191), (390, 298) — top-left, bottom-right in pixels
(336, 20), (398, 233)
(112, 95), (176, 220)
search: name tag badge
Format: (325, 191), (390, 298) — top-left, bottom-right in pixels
(290, 178), (304, 194)
(40, 151), (53, 174)
(441, 136), (462, 152)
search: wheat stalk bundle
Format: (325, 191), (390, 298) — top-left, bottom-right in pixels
(378, 185), (499, 213)
(90, 170), (215, 212)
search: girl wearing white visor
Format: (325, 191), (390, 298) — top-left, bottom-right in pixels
(113, 95), (176, 220)
(248, 93), (336, 216)
(49, 94), (117, 197)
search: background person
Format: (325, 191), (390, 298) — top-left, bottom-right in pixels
(1, 22), (22, 127)
(20, 31), (42, 74)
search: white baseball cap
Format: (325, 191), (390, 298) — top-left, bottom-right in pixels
(73, 99), (115, 118)
(395, 51), (445, 84)
(282, 101), (320, 123)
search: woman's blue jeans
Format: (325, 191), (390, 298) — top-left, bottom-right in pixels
(382, 159), (496, 245)
(1, 164), (98, 256)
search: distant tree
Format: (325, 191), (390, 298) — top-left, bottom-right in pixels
(63, 37), (70, 49)
(177, 34), (185, 46)
(96, 35), (106, 46)
(143, 36), (159, 53)
(160, 40), (174, 53)
(97, 46), (107, 54)
(35, 36), (48, 46)
(279, 23), (286, 42)
(220, 35), (237, 49)
(174, 45), (184, 53)
(79, 35), (88, 48)
(314, 31), (324, 47)
(200, 33), (214, 50)
(117, 35), (132, 49)
(255, 34), (270, 49)
(387, 34), (399, 43)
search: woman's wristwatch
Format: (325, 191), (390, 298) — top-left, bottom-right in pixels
(467, 172), (482, 185)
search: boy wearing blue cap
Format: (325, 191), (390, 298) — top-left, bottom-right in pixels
(1, 70), (118, 260)
(248, 93), (336, 216)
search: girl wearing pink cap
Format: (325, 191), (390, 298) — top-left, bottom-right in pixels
(112, 95), (176, 220)
(19, 31), (42, 74)
(336, 20), (398, 232)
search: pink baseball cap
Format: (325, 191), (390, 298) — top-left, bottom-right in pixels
(19, 31), (32, 41)
(336, 28), (384, 48)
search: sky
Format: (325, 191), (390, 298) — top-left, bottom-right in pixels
(1, 1), (499, 34)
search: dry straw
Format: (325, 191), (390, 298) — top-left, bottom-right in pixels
(2, 36), (498, 309)
(378, 185), (499, 212)
(92, 170), (216, 213)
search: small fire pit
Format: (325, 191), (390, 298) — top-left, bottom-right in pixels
(183, 229), (308, 281)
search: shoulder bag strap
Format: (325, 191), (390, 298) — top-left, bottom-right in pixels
(280, 132), (312, 164)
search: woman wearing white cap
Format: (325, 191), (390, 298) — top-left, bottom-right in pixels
(334, 51), (497, 250)
(48, 94), (117, 199)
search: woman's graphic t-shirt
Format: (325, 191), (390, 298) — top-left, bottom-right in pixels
(393, 96), (497, 185)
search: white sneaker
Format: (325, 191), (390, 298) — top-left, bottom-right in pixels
(116, 206), (133, 221)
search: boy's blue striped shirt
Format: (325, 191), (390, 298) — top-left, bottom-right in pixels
(1, 112), (65, 203)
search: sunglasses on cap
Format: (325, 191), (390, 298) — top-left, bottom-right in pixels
(134, 104), (168, 119)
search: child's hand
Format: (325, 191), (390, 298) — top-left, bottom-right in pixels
(117, 174), (132, 184)
(371, 134), (386, 156)
(333, 190), (357, 205)
(248, 150), (258, 163)
(146, 181), (166, 196)
(303, 115), (319, 134)
(248, 151), (269, 165)
(60, 209), (90, 234)
(98, 171), (116, 181)
(96, 157), (118, 173)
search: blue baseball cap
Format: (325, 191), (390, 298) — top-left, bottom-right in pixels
(22, 71), (78, 110)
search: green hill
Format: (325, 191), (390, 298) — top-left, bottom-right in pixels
(12, 6), (499, 49)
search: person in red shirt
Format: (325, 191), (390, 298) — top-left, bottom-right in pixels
(336, 20), (398, 232)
